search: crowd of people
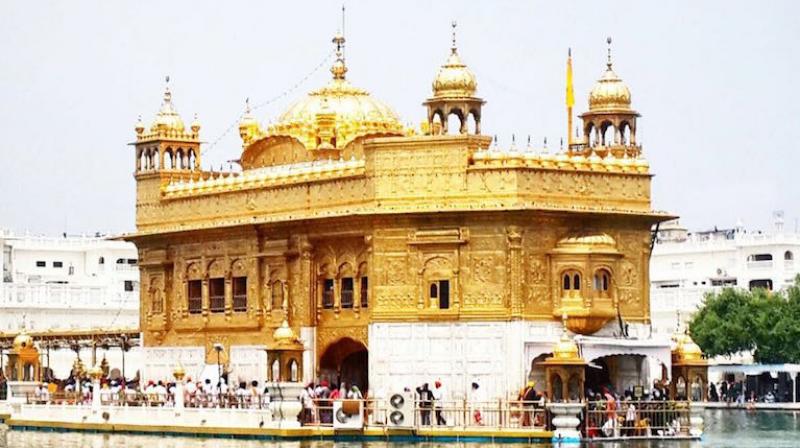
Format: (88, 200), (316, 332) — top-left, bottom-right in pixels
(708, 379), (786, 404)
(29, 372), (273, 409)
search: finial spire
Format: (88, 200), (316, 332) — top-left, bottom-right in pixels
(331, 31), (347, 80)
(451, 20), (458, 54)
(245, 97), (251, 114)
(606, 36), (613, 68)
(163, 75), (172, 104)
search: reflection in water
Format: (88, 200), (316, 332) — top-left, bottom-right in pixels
(4, 410), (800, 448)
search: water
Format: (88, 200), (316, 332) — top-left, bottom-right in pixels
(3, 410), (799, 447)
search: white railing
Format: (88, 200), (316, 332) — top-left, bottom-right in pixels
(649, 287), (718, 312)
(746, 260), (774, 269)
(114, 264), (138, 272)
(0, 283), (138, 309)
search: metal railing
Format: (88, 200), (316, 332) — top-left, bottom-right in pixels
(26, 391), (271, 409)
(23, 392), (693, 439)
(584, 400), (691, 439)
(300, 398), (547, 430)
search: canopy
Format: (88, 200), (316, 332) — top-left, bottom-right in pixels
(709, 364), (800, 377)
(575, 335), (673, 373)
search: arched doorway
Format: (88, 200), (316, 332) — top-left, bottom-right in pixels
(319, 337), (368, 392)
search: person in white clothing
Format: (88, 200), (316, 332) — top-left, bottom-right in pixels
(432, 380), (446, 426)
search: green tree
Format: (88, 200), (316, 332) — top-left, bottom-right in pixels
(689, 276), (800, 364)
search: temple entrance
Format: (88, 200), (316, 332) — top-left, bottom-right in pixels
(585, 355), (664, 399)
(319, 337), (368, 393)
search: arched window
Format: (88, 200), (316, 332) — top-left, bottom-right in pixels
(561, 270), (582, 298)
(552, 374), (563, 402)
(593, 269), (611, 298)
(272, 280), (284, 310)
(785, 251), (794, 261)
(288, 359), (299, 382)
(601, 122), (615, 146)
(271, 359), (280, 381)
(430, 283), (439, 299)
(98, 257), (105, 265)
(586, 123), (597, 147)
(446, 112), (462, 135)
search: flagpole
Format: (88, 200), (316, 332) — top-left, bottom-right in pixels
(566, 48), (574, 148)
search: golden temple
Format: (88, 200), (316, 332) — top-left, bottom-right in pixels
(124, 26), (672, 392)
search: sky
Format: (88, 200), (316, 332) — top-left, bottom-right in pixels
(1, 1), (799, 236)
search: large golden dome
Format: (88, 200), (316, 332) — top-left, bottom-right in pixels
(260, 34), (405, 151)
(588, 63), (631, 112)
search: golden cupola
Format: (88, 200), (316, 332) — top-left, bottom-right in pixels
(578, 38), (641, 154)
(150, 84), (186, 133)
(424, 22), (485, 135)
(588, 62), (631, 112)
(135, 78), (200, 144)
(431, 39), (478, 98)
(672, 331), (705, 365)
(256, 33), (405, 152)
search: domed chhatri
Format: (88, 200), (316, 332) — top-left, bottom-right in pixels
(423, 21), (485, 135)
(150, 81), (186, 133)
(588, 37), (632, 112)
(261, 33), (405, 152)
(431, 24), (478, 98)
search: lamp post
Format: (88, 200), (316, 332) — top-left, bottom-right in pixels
(120, 334), (130, 388)
(213, 343), (224, 396)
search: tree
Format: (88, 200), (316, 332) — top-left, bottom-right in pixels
(689, 277), (800, 364)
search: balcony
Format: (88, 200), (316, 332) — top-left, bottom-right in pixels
(0, 283), (138, 310)
(746, 260), (774, 269)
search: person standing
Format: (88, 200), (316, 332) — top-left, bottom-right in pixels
(416, 383), (433, 426)
(470, 381), (484, 425)
(432, 380), (446, 426)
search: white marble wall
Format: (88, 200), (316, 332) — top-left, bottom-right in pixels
(369, 321), (541, 401)
(140, 346), (205, 382)
(228, 345), (267, 385)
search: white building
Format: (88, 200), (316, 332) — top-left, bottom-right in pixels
(0, 230), (142, 378)
(649, 213), (800, 338)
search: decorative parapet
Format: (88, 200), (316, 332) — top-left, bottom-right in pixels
(162, 158), (366, 199)
(471, 146), (649, 175)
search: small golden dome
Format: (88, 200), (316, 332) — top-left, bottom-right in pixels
(556, 233), (617, 252)
(588, 40), (632, 112)
(673, 332), (704, 363)
(13, 332), (34, 351)
(273, 319), (297, 344)
(150, 85), (186, 133)
(588, 66), (631, 111)
(552, 331), (581, 361)
(432, 50), (478, 98)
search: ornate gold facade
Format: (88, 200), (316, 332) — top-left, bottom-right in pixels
(125, 30), (671, 369)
